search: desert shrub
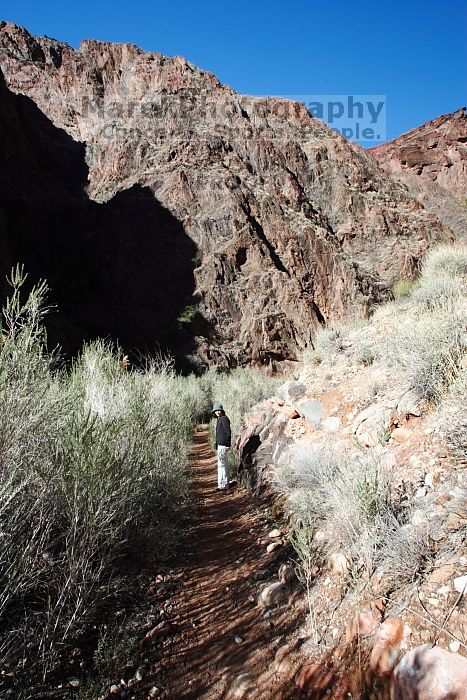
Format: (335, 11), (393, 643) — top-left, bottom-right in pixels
(302, 347), (322, 365)
(392, 279), (414, 299)
(421, 243), (467, 280)
(355, 343), (376, 366)
(411, 274), (463, 312)
(285, 444), (394, 574)
(0, 270), (204, 685)
(311, 326), (347, 365)
(443, 368), (467, 465)
(376, 516), (434, 587)
(384, 312), (465, 403)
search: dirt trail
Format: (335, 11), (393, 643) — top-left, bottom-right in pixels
(144, 427), (305, 699)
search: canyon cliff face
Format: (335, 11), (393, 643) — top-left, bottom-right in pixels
(371, 109), (467, 240)
(0, 22), (451, 366)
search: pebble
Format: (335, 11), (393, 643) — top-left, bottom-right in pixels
(267, 541), (282, 553)
(135, 666), (146, 682)
(453, 575), (467, 594)
(449, 641), (461, 653)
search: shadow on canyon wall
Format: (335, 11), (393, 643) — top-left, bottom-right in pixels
(0, 73), (201, 368)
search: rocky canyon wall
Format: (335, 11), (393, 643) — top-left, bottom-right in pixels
(0, 22), (452, 366)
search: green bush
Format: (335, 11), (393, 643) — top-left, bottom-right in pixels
(392, 279), (414, 299)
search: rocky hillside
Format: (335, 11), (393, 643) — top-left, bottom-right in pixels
(0, 22), (451, 366)
(236, 244), (467, 697)
(371, 109), (467, 240)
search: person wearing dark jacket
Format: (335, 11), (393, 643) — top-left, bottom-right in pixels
(211, 402), (231, 490)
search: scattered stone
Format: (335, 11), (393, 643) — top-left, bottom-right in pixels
(328, 552), (349, 577)
(266, 541), (282, 554)
(392, 426), (413, 443)
(392, 644), (467, 700)
(295, 662), (335, 693)
(425, 472), (436, 488)
(135, 666), (146, 682)
(453, 575), (467, 594)
(109, 686), (120, 696)
(278, 563), (295, 585)
(234, 635), (244, 644)
(345, 605), (380, 642)
(227, 672), (253, 699)
(444, 512), (467, 533)
(282, 405), (300, 419)
(411, 510), (428, 528)
(280, 381), (307, 403)
(69, 679), (80, 688)
(415, 487), (427, 499)
(321, 416), (341, 433)
(268, 528), (282, 539)
(254, 569), (267, 580)
(297, 399), (325, 429)
(449, 641), (461, 653)
(370, 618), (411, 677)
(257, 582), (288, 608)
(141, 621), (170, 643)
(353, 403), (392, 448)
(397, 388), (422, 417)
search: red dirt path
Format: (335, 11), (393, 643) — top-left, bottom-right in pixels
(143, 427), (305, 699)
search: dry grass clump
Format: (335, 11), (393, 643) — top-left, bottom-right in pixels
(411, 275), (463, 311)
(383, 244), (466, 403)
(283, 443), (433, 594)
(284, 444), (395, 574)
(420, 243), (467, 279)
(443, 368), (467, 465)
(303, 325), (348, 366)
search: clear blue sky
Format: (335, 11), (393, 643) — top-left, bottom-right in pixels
(2, 0), (466, 143)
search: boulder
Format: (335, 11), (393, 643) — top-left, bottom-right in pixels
(328, 552), (349, 577)
(370, 618), (411, 676)
(353, 403), (392, 447)
(392, 427), (413, 443)
(453, 575), (467, 594)
(345, 605), (380, 642)
(297, 399), (325, 429)
(279, 381), (307, 404)
(396, 388), (423, 417)
(392, 644), (467, 700)
(278, 563), (296, 585)
(257, 582), (288, 608)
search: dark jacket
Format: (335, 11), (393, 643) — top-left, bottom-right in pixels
(216, 414), (231, 448)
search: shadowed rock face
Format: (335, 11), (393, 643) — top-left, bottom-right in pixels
(0, 22), (451, 367)
(371, 109), (467, 240)
(0, 68), (198, 361)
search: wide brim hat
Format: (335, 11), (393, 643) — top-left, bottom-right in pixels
(211, 402), (224, 414)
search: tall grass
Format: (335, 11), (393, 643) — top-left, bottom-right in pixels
(0, 269), (205, 685)
(384, 244), (466, 403)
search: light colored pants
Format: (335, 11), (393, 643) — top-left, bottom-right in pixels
(217, 445), (230, 489)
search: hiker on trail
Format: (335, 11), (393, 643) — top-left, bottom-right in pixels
(211, 402), (231, 490)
